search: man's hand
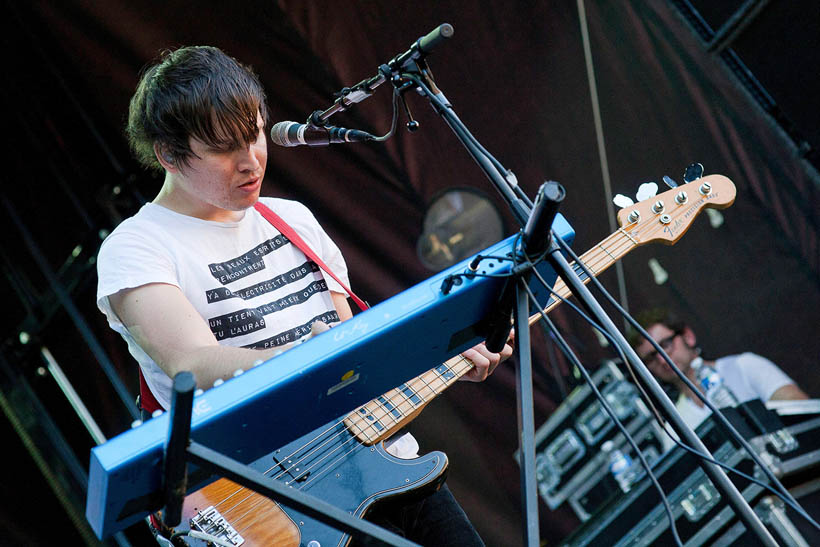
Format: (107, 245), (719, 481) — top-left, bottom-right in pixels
(459, 333), (515, 382)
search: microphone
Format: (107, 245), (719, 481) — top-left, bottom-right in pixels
(270, 121), (375, 147)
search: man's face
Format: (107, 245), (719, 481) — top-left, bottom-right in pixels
(171, 112), (268, 222)
(635, 323), (697, 383)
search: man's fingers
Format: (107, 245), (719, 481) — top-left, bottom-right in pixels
(310, 321), (330, 335)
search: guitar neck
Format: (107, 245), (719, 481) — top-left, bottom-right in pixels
(344, 229), (636, 444)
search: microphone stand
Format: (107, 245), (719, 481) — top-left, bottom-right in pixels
(379, 26), (777, 547)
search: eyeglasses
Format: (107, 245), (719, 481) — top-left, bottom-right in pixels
(638, 330), (682, 363)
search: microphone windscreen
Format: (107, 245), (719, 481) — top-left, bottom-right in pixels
(270, 121), (299, 147)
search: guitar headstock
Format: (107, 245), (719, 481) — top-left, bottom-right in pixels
(616, 174), (736, 245)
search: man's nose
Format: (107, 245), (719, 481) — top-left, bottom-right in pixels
(237, 146), (262, 172)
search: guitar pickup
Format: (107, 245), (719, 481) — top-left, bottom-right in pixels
(190, 505), (245, 546)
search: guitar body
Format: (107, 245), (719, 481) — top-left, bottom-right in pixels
(179, 420), (448, 546)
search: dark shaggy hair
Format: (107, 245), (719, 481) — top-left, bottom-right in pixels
(126, 45), (268, 172)
(627, 307), (688, 348)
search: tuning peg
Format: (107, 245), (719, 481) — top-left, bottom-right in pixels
(613, 194), (634, 208)
(683, 163), (704, 183)
(662, 176), (679, 188)
(636, 182), (658, 202)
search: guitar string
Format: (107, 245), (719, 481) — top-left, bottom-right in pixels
(199, 229), (641, 520)
(200, 208), (706, 522)
(199, 234), (640, 522)
(261, 193), (720, 512)
(212, 356), (476, 523)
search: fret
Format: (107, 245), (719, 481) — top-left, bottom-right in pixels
(434, 363), (457, 381)
(399, 383), (423, 406)
(376, 395), (402, 420)
(597, 242), (616, 260)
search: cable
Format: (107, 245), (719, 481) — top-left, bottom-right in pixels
(530, 266), (820, 533)
(551, 233), (809, 521)
(369, 87), (399, 143)
(518, 277), (683, 546)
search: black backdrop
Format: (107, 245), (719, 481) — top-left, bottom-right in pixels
(1, 1), (818, 545)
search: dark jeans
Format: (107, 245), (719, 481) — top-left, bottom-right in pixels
(356, 483), (485, 547)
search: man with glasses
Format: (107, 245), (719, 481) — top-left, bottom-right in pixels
(630, 308), (808, 431)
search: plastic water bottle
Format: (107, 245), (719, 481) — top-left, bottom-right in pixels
(602, 440), (635, 493)
(691, 357), (739, 408)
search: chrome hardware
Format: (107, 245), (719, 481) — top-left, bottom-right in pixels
(767, 429), (799, 454)
(190, 506), (245, 546)
(699, 181), (712, 195)
(674, 191), (688, 204)
(651, 200), (665, 214)
(680, 481), (719, 522)
(660, 214), (671, 224)
(627, 210), (640, 223)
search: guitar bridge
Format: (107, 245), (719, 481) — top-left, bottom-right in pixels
(190, 505), (245, 546)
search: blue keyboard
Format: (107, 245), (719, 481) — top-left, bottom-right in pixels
(86, 215), (574, 539)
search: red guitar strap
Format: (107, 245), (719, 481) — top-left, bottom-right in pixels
(253, 201), (369, 312)
(138, 368), (162, 414)
(138, 201), (368, 414)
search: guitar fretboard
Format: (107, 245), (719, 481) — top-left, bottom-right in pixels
(343, 228), (637, 444)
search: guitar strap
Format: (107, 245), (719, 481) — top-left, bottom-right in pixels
(253, 201), (369, 312)
(138, 201), (369, 414)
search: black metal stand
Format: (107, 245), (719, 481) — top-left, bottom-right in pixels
(380, 24), (777, 547)
(161, 373), (418, 547)
(542, 241), (778, 546)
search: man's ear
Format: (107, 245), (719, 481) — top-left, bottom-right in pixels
(681, 326), (697, 349)
(154, 143), (176, 171)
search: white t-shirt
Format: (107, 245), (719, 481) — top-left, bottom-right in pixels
(658, 352), (796, 451)
(97, 198), (348, 409)
(96, 197), (418, 458)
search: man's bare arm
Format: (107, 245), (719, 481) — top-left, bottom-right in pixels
(770, 383), (810, 401)
(109, 283), (350, 390)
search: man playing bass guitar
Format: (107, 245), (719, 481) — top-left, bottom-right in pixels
(96, 45), (513, 546)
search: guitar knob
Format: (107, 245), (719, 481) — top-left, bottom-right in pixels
(662, 175), (679, 188)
